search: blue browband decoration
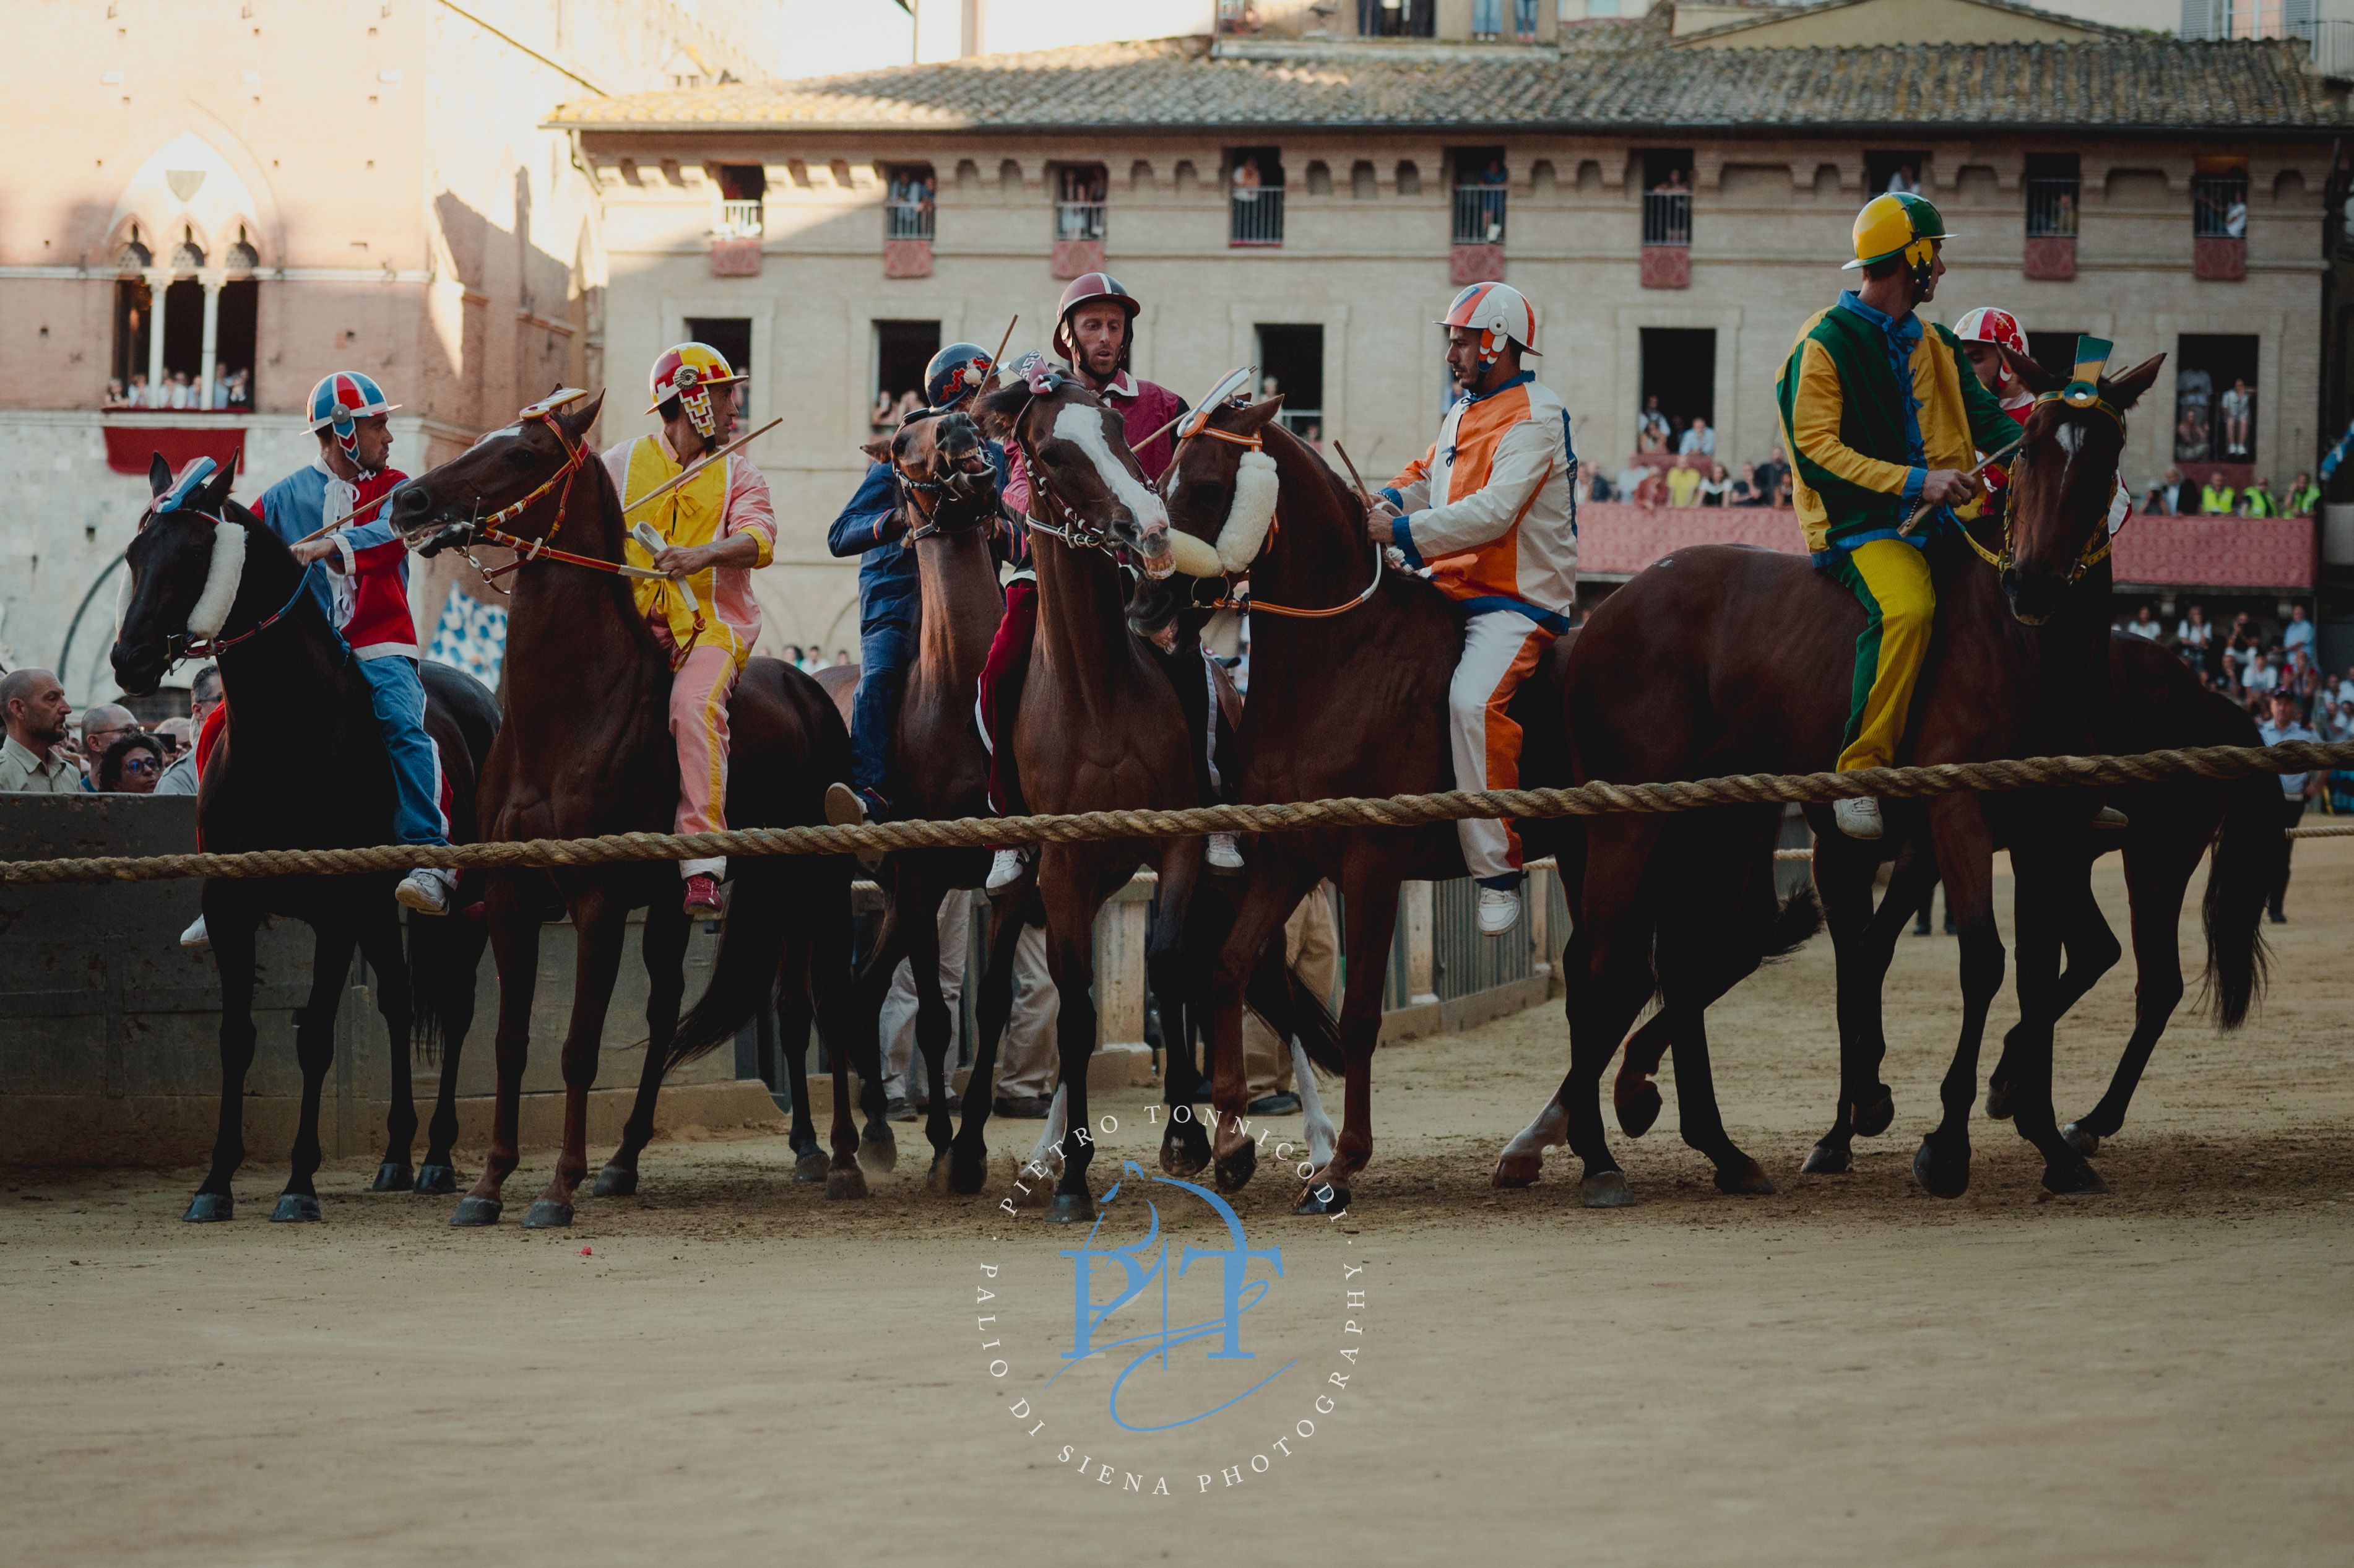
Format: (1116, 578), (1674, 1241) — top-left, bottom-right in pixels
(155, 456), (219, 514)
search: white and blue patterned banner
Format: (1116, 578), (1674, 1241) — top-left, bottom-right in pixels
(425, 589), (508, 691)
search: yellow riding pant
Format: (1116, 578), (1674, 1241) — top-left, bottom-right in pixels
(1824, 537), (1936, 774)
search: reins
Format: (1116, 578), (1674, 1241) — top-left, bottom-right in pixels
(166, 529), (316, 666)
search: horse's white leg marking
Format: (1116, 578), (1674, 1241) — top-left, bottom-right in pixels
(1291, 1039), (1338, 1171)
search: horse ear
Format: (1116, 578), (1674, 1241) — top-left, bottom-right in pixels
(974, 381), (1029, 442)
(2100, 352), (2167, 413)
(1996, 344), (2061, 397)
(860, 433), (894, 465)
(1237, 394), (1286, 432)
(148, 453), (173, 497)
(197, 457), (238, 513)
(561, 388), (605, 442)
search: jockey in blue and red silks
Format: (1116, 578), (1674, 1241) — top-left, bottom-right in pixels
(265, 371), (456, 917)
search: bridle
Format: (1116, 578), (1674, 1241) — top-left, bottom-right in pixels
(1164, 414), (1385, 620)
(891, 414), (1000, 544)
(1008, 385), (1132, 560)
(1961, 388), (2126, 586)
(146, 506), (317, 667)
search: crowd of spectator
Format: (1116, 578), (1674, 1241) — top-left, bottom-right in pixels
(2142, 467), (2318, 518)
(2125, 600), (2348, 742)
(0, 664), (215, 795)
(105, 368), (251, 410)
(1595, 415), (1794, 511)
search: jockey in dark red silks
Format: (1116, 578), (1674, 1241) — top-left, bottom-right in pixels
(981, 271), (1237, 894)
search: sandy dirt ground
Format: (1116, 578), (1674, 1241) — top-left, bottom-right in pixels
(5, 842), (2352, 1566)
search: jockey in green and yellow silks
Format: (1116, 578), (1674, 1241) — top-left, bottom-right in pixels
(1775, 192), (2017, 840)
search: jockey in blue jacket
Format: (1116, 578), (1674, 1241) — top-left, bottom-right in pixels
(825, 343), (1009, 825)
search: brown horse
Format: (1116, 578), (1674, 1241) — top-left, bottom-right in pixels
(1494, 346), (2166, 1205)
(110, 454), (498, 1222)
(386, 392), (873, 1226)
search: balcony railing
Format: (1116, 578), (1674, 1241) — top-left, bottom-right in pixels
(716, 199), (763, 237)
(1643, 189), (1692, 248)
(1452, 184), (1508, 245)
(2192, 173), (2249, 239)
(2025, 178), (2079, 237)
(1056, 201), (1106, 243)
(1229, 186), (1284, 247)
(886, 199), (934, 241)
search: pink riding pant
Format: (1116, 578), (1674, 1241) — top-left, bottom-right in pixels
(664, 638), (739, 880)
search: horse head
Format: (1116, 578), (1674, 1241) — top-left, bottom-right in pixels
(1992, 344), (2165, 626)
(862, 407), (1000, 536)
(111, 453), (246, 696)
(1159, 394), (1287, 575)
(387, 389), (607, 548)
(974, 374), (1178, 576)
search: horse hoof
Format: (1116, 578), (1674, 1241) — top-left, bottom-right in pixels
(1581, 1171), (1636, 1209)
(793, 1148), (829, 1183)
(1045, 1192), (1096, 1225)
(1614, 1081), (1663, 1140)
(1984, 1083), (2014, 1121)
(1713, 1159), (1776, 1197)
(1492, 1151), (1544, 1188)
(826, 1166), (869, 1201)
(269, 1193), (322, 1224)
(182, 1192), (234, 1223)
(413, 1164), (460, 1196)
(1161, 1120), (1211, 1178)
(1293, 1182), (1350, 1217)
(448, 1195), (503, 1228)
(1911, 1139), (1971, 1200)
(859, 1125), (899, 1175)
(1853, 1088), (1896, 1139)
(521, 1199), (574, 1229)
(1799, 1141), (1851, 1176)
(1213, 1142), (1257, 1193)
(591, 1165), (638, 1198)
(371, 1162), (415, 1193)
(948, 1145), (989, 1196)
(2042, 1158), (2108, 1196)
(928, 1149), (956, 1195)
(2062, 1122), (2103, 1157)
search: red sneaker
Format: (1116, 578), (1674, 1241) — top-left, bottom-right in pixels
(683, 873), (722, 917)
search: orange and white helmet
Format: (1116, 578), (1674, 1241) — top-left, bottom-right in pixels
(647, 342), (745, 438)
(1437, 281), (1540, 363)
(1952, 307), (2027, 391)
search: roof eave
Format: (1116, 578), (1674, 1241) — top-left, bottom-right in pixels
(550, 118), (2342, 139)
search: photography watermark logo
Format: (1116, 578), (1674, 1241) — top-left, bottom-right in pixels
(971, 1134), (1371, 1501)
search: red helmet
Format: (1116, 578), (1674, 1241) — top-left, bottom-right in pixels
(1052, 271), (1139, 366)
(1952, 307), (2027, 391)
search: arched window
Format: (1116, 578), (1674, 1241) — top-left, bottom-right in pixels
(225, 225), (258, 272)
(116, 223), (151, 270)
(170, 224), (206, 271)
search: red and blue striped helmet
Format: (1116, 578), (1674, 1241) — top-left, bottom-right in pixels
(306, 371), (400, 457)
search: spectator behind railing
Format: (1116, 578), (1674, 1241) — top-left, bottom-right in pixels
(1665, 462), (1702, 508)
(2288, 470), (2321, 515)
(2145, 465), (2187, 516)
(2124, 604), (2163, 640)
(0, 667), (77, 793)
(98, 732), (165, 794)
(1677, 415), (1715, 458)
(1635, 395), (1669, 453)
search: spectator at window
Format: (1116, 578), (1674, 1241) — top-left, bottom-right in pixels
(1471, 0), (1500, 40)
(1885, 163), (1919, 194)
(225, 368), (251, 410)
(166, 371), (191, 410)
(2145, 466), (2186, 516)
(105, 378), (125, 407)
(0, 668), (77, 793)
(1232, 155), (1263, 198)
(98, 732), (165, 794)
(1653, 167), (1688, 196)
(2220, 378), (2254, 457)
(124, 372), (149, 409)
(2225, 197), (2249, 240)
(1514, 0), (1538, 41)
(2288, 470), (2321, 516)
(1613, 461), (1647, 501)
(2175, 603), (2211, 657)
(2284, 603), (2315, 658)
(872, 388), (896, 432)
(1697, 462), (1731, 507)
(2053, 189), (2078, 235)
(1635, 396), (1669, 454)
(2126, 604), (2162, 640)
(1752, 444), (1791, 508)
(1666, 462), (1702, 508)
(1677, 415), (1715, 458)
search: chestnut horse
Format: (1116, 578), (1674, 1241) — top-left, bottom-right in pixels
(1494, 346), (2166, 1204)
(111, 454), (498, 1223)
(387, 392), (872, 1226)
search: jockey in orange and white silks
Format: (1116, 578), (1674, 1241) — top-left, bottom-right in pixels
(597, 342), (779, 917)
(1369, 282), (1578, 935)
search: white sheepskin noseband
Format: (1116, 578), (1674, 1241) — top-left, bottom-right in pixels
(1215, 449), (1281, 573)
(185, 522), (248, 640)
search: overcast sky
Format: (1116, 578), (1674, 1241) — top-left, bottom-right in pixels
(783, 0), (914, 78)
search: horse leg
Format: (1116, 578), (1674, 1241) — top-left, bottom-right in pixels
(810, 865), (871, 1200)
(1988, 850), (2116, 1120)
(903, 878), (967, 1191)
(1146, 843), (1211, 1180)
(1914, 799), (2004, 1198)
(851, 863), (911, 1174)
(414, 900), (486, 1195)
(950, 885), (1029, 1195)
(1206, 860), (1317, 1190)
(355, 915), (417, 1192)
(594, 898), (693, 1198)
(1297, 853), (1403, 1215)
(274, 923), (357, 1223)
(184, 894), (259, 1223)
(451, 872), (540, 1228)
(1800, 836), (1916, 1175)
(771, 941), (825, 1181)
(1038, 850), (1107, 1223)
(520, 886), (631, 1228)
(2003, 829), (2107, 1196)
(2067, 830), (2198, 1153)
(1613, 1010), (1672, 1139)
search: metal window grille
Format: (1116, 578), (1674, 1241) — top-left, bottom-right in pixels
(1452, 184), (1508, 245)
(1643, 189), (1691, 248)
(1229, 185), (1285, 246)
(2192, 171), (2249, 238)
(2025, 177), (2080, 238)
(1055, 201), (1106, 242)
(886, 201), (933, 241)
(717, 199), (763, 237)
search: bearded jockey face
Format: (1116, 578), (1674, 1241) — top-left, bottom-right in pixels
(1068, 303), (1128, 383)
(322, 414), (393, 475)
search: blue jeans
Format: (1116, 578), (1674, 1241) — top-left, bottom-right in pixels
(852, 612), (915, 803)
(356, 656), (448, 847)
(1515, 0), (1536, 35)
(1473, 0), (1500, 32)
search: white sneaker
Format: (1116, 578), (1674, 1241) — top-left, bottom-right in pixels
(1833, 797), (1884, 840)
(985, 847), (1026, 893)
(2092, 805), (2129, 830)
(1476, 886), (1521, 937)
(395, 867), (456, 916)
(180, 914), (210, 950)
(1206, 833), (1244, 870)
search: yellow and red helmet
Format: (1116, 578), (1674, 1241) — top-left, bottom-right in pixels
(647, 342), (745, 438)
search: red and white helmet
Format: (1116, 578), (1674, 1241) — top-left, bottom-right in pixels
(1952, 306), (2027, 391)
(1438, 281), (1540, 363)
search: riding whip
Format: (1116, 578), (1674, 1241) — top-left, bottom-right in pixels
(1898, 435), (2023, 535)
(292, 389), (600, 545)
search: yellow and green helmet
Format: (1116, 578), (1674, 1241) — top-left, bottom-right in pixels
(1845, 191), (1954, 291)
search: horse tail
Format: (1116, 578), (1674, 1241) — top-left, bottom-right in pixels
(1763, 880), (1824, 959)
(402, 892), (485, 1068)
(1284, 959), (1346, 1079)
(2197, 771), (2275, 1030)
(664, 853), (801, 1072)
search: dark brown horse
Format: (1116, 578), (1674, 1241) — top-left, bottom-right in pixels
(387, 392), (872, 1225)
(1495, 347), (2166, 1204)
(111, 454), (498, 1222)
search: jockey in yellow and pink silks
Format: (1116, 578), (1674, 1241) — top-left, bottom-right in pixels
(597, 342), (777, 917)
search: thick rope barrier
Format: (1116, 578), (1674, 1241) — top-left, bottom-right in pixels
(5, 740), (2352, 888)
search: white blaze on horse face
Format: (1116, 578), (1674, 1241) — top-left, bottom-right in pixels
(185, 522), (247, 639)
(1050, 402), (1168, 540)
(1214, 448), (1281, 573)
